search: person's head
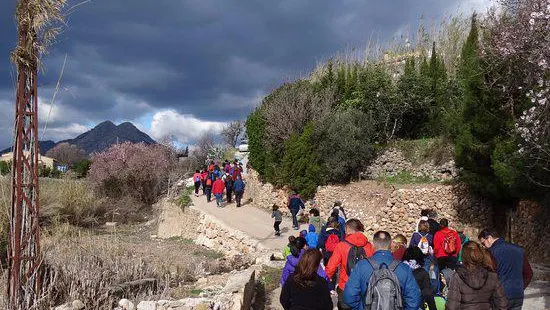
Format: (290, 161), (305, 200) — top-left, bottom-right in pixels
(327, 218), (339, 229)
(391, 234), (407, 251)
(288, 235), (296, 244)
(308, 224), (316, 233)
(421, 209), (429, 217)
(462, 241), (489, 271)
(345, 219), (364, 234)
(293, 249), (323, 288)
(272, 204), (279, 211)
(428, 210), (438, 219)
(290, 237), (307, 257)
(478, 228), (499, 248)
(418, 220), (430, 233)
(403, 246), (425, 266)
(373, 231), (392, 251)
(331, 210), (339, 218)
(195, 169), (199, 173)
(439, 218), (449, 228)
(309, 208), (320, 217)
(215, 175), (219, 180)
(299, 230), (308, 239)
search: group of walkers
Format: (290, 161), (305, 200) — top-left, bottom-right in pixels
(192, 159), (246, 207)
(278, 201), (533, 310)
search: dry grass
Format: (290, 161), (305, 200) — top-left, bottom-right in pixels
(389, 136), (454, 166)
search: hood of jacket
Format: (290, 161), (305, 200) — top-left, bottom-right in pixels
(345, 232), (369, 247)
(457, 266), (489, 290)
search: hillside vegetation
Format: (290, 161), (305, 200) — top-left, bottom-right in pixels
(246, 1), (550, 205)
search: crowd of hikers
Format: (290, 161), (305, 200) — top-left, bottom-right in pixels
(278, 195), (533, 310)
(192, 159), (246, 207)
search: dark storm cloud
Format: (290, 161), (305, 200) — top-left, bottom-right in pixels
(0, 0), (486, 147)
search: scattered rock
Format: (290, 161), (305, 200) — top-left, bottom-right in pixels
(136, 301), (156, 310)
(105, 222), (117, 227)
(119, 299), (136, 310)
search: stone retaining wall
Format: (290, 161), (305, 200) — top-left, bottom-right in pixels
(512, 200), (550, 264)
(192, 205), (269, 259)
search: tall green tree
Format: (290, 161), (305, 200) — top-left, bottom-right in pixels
(245, 108), (267, 176)
(454, 14), (518, 201)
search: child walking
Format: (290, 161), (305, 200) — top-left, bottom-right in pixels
(272, 204), (282, 236)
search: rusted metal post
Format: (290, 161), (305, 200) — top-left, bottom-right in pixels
(8, 0), (41, 308)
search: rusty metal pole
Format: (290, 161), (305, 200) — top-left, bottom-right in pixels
(8, 0), (41, 308)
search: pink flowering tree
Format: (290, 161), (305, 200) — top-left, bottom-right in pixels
(485, 0), (550, 187)
(89, 142), (174, 204)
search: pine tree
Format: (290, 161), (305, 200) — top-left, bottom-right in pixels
(454, 14), (516, 201)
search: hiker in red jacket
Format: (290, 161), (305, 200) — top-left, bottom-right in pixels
(212, 176), (225, 208)
(325, 219), (374, 310)
(433, 218), (461, 271)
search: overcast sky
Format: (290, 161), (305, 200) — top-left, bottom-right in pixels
(0, 0), (493, 149)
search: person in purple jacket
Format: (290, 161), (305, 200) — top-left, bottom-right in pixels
(280, 237), (330, 287)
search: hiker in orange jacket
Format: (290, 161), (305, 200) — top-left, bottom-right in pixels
(325, 219), (374, 310)
(433, 218), (461, 271)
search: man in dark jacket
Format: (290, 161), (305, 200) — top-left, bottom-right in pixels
(343, 231), (421, 310)
(224, 174), (234, 203)
(478, 228), (533, 310)
(287, 191), (305, 230)
(232, 175), (245, 207)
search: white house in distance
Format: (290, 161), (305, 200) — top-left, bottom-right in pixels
(0, 151), (57, 169)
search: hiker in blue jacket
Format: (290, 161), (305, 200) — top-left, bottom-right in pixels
(232, 175), (245, 207)
(287, 191), (305, 230)
(478, 228), (533, 310)
(343, 231), (421, 310)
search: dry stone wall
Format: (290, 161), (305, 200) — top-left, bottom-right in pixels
(512, 200), (550, 264)
(363, 148), (457, 181)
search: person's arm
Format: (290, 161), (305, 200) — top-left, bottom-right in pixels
(409, 232), (418, 248)
(279, 279), (291, 310)
(445, 273), (462, 310)
(343, 261), (367, 310)
(402, 267), (421, 310)
(523, 253), (533, 289)
(280, 261), (292, 287)
(325, 244), (342, 280)
(492, 277), (510, 310)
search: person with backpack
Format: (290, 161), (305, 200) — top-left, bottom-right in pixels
(308, 208), (324, 234)
(282, 236), (296, 258)
(331, 209), (347, 237)
(200, 169), (208, 195)
(204, 173), (213, 203)
(410, 220), (434, 256)
(478, 228), (533, 310)
(433, 218), (461, 271)
(343, 230), (421, 310)
(318, 218), (342, 265)
(305, 224), (319, 249)
(280, 249), (333, 310)
(232, 175), (245, 207)
(192, 170), (202, 197)
(212, 175), (225, 208)
(224, 174), (234, 203)
(287, 191), (305, 230)
(402, 247), (438, 310)
(280, 237), (329, 287)
(326, 219), (374, 310)
(415, 210), (430, 232)
(446, 241), (509, 310)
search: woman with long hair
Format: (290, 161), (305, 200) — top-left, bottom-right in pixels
(446, 241), (508, 310)
(280, 249), (333, 310)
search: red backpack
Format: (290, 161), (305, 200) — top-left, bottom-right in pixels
(443, 230), (458, 255)
(325, 234), (340, 253)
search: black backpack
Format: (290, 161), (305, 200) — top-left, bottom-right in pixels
(345, 241), (366, 275)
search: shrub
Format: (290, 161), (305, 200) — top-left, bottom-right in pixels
(89, 142), (173, 205)
(246, 108), (267, 175)
(0, 161), (9, 176)
(314, 108), (377, 183)
(72, 159), (91, 178)
(281, 123), (323, 199)
(45, 142), (86, 166)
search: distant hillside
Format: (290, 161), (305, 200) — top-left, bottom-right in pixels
(0, 140), (56, 155)
(67, 121), (156, 155)
(0, 121), (156, 156)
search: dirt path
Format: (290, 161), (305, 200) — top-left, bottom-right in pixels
(191, 193), (308, 251)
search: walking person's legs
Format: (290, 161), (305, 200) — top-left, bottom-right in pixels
(274, 220), (281, 236)
(235, 191), (243, 207)
(215, 193), (223, 207)
(194, 182), (200, 196)
(206, 188), (211, 202)
(226, 190), (232, 203)
(290, 208), (299, 229)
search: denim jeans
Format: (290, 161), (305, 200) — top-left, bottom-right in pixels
(215, 193), (223, 206)
(290, 208), (299, 228)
